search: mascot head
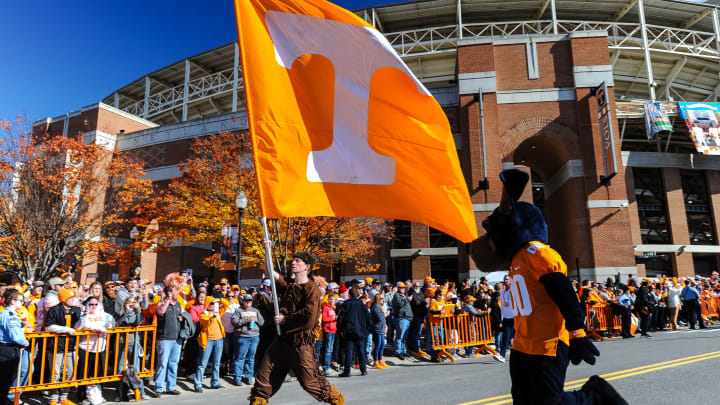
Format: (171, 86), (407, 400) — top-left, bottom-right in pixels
(470, 169), (548, 268)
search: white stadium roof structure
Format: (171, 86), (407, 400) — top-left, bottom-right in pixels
(101, 0), (720, 129)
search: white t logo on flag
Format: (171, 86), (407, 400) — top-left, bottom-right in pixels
(266, 11), (430, 185)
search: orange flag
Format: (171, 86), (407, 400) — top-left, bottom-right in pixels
(234, 0), (478, 242)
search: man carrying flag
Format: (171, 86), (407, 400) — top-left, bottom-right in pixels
(249, 247), (343, 405)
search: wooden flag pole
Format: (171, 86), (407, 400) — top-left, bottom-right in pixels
(261, 217), (283, 336)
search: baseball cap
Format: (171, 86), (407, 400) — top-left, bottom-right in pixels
(424, 276), (435, 283)
(32, 280), (44, 288)
(328, 282), (338, 290)
(58, 288), (75, 303)
(243, 294), (253, 301)
(220, 278), (228, 285)
(262, 279), (272, 287)
(365, 277), (373, 283)
(396, 281), (406, 288)
(463, 295), (477, 302)
(373, 279), (381, 285)
(49, 277), (65, 287)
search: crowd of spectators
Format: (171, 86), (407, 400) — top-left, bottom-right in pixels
(0, 268), (717, 405)
(577, 272), (720, 338)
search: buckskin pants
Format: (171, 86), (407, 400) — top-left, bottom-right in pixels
(251, 337), (332, 402)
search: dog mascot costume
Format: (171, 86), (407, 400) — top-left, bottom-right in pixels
(471, 169), (628, 405)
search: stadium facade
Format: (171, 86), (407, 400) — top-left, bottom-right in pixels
(33, 0), (720, 285)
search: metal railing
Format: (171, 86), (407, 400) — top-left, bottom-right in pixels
(14, 325), (156, 399)
(115, 20), (720, 122)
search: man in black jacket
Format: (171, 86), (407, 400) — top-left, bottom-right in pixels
(391, 282), (413, 360)
(45, 288), (82, 405)
(337, 282), (370, 377)
(634, 280), (654, 338)
(407, 281), (427, 357)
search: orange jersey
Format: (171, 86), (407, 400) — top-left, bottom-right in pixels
(588, 290), (603, 304)
(509, 241), (569, 357)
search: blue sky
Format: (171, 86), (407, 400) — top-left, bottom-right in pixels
(0, 0), (393, 123)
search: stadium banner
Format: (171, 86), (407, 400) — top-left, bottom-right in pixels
(234, 0), (478, 242)
(676, 102), (720, 155)
(592, 82), (618, 184)
(643, 103), (673, 139)
(220, 221), (238, 270)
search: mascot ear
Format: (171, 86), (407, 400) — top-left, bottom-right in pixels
(499, 169), (529, 202)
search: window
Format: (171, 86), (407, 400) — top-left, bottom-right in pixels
(633, 168), (671, 244)
(391, 220), (411, 250)
(680, 170), (715, 245)
(429, 227), (456, 248)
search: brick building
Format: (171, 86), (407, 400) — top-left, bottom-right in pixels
(34, 0), (720, 285)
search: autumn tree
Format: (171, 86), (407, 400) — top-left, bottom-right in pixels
(0, 117), (153, 282)
(141, 130), (389, 275)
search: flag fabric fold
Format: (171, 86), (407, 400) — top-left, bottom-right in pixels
(234, 0), (478, 242)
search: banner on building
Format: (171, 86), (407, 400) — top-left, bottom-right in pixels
(592, 82), (617, 184)
(643, 103), (673, 139)
(676, 102), (720, 155)
(220, 221), (238, 270)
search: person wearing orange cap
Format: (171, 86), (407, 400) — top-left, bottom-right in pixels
(230, 286), (241, 304)
(391, 281), (413, 360)
(425, 288), (445, 362)
(214, 278), (230, 299)
(45, 288), (82, 405)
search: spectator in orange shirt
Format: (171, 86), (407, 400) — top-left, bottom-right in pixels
(194, 297), (226, 392)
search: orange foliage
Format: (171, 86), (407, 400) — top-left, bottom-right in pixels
(140, 131), (390, 276)
(0, 117), (153, 282)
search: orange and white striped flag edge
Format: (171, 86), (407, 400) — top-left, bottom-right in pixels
(234, 0), (478, 242)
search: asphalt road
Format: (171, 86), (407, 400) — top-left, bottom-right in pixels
(23, 325), (720, 405)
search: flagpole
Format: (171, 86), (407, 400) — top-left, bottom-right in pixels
(261, 217), (283, 336)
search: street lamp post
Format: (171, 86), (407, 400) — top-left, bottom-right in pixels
(129, 226), (140, 277)
(235, 190), (248, 286)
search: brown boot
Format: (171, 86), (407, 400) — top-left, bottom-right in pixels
(329, 385), (344, 405)
(249, 396), (268, 405)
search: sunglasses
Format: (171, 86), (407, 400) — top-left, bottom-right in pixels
(87, 303), (98, 307)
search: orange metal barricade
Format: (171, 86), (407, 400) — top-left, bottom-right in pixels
(585, 303), (622, 341)
(13, 325), (156, 404)
(427, 307), (497, 362)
